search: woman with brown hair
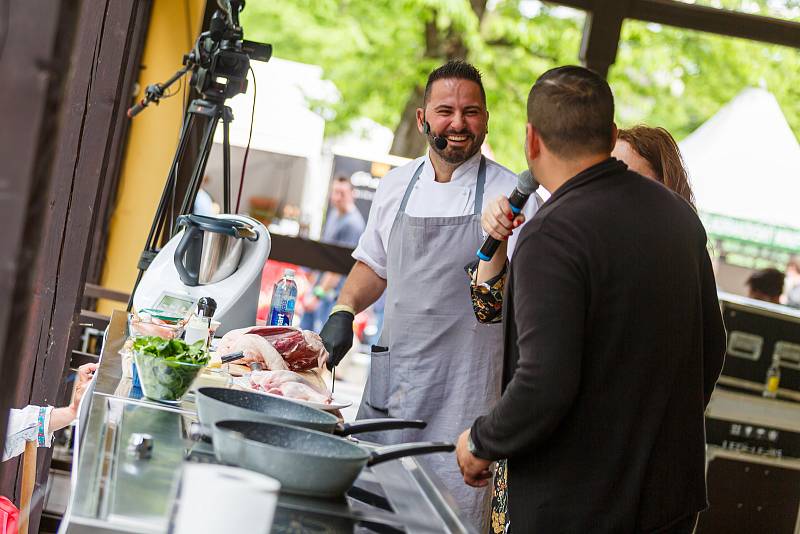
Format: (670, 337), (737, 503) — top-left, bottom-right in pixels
(613, 125), (695, 206)
(468, 124), (696, 533)
(469, 124), (696, 326)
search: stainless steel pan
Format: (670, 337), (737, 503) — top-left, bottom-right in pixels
(196, 387), (426, 436)
(212, 420), (455, 497)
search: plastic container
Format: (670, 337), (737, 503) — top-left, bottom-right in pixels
(269, 269), (298, 326)
(133, 351), (204, 402)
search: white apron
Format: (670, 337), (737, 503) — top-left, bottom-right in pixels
(357, 157), (504, 530)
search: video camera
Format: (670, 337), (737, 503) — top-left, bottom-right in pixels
(129, 0), (271, 116)
(188, 0), (272, 102)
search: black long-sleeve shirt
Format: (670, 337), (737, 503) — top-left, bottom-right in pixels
(471, 158), (726, 533)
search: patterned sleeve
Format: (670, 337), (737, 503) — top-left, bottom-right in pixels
(2, 405), (54, 462)
(464, 259), (507, 324)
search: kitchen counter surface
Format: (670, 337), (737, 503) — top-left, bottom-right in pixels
(59, 310), (477, 534)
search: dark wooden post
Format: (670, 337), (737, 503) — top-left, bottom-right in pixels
(0, 0), (82, 467)
(579, 0), (633, 78)
(0, 2), (152, 532)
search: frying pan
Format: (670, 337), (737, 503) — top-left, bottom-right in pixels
(213, 420), (455, 497)
(196, 387), (426, 436)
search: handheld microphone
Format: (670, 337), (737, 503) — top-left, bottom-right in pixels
(476, 169), (539, 261)
(423, 121), (448, 150)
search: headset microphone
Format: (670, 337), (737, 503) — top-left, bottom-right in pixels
(423, 121), (448, 150)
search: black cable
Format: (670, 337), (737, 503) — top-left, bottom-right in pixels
(235, 65), (257, 213)
(0, 0), (9, 63)
(171, 0), (193, 236)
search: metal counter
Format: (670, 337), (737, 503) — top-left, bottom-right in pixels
(59, 310), (477, 534)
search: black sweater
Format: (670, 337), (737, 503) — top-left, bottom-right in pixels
(471, 158), (726, 533)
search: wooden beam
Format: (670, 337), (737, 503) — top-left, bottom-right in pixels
(631, 0), (800, 49)
(85, 2), (153, 286)
(551, 0), (800, 50)
(579, 0), (634, 78)
(269, 234), (357, 275)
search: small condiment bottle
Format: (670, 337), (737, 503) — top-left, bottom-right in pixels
(184, 299), (215, 350)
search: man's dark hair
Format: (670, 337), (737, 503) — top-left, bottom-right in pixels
(333, 175), (353, 189)
(424, 60), (486, 105)
(747, 268), (785, 298)
(527, 65), (615, 157)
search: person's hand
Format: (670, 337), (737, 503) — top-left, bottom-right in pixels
(69, 363), (97, 413)
(482, 196), (525, 241)
(456, 429), (493, 488)
(319, 310), (355, 370)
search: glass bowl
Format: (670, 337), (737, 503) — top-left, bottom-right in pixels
(133, 350), (204, 402)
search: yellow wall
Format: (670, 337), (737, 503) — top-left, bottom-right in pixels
(98, 0), (206, 315)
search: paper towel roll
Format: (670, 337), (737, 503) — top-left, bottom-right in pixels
(171, 463), (281, 534)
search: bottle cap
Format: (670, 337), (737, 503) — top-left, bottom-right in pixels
(197, 297), (218, 318)
(284, 268), (295, 278)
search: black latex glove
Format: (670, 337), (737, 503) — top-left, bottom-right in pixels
(320, 310), (355, 370)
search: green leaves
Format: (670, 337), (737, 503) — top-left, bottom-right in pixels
(131, 336), (210, 365)
(240, 1), (800, 171)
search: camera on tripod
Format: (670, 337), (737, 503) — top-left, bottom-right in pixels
(188, 0), (272, 102)
(129, 0), (271, 116)
(127, 0), (273, 306)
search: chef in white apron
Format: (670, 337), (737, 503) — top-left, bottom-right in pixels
(320, 61), (537, 530)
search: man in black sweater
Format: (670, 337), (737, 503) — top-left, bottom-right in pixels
(455, 66), (727, 532)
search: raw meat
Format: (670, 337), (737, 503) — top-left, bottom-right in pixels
(224, 334), (288, 371)
(215, 327), (251, 355)
(265, 381), (331, 404)
(246, 326), (328, 372)
(249, 370), (321, 393)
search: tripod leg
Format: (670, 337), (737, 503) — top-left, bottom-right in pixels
(222, 111), (232, 213)
(129, 108), (197, 306)
(146, 112), (196, 252)
(179, 109), (220, 217)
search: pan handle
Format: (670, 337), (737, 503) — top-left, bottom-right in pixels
(367, 442), (455, 467)
(338, 418), (426, 436)
(188, 422), (213, 444)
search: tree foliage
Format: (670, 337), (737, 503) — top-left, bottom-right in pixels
(241, 0), (800, 170)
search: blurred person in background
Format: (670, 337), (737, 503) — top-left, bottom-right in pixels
(784, 256), (800, 308)
(300, 175), (366, 332)
(746, 267), (784, 304)
(192, 175), (219, 216)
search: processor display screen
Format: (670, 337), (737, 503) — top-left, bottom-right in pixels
(155, 293), (196, 316)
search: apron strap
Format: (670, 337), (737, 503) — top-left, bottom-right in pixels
(473, 156), (486, 216)
(397, 156), (487, 216)
(398, 161), (425, 214)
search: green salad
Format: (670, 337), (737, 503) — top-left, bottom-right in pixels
(133, 336), (209, 401)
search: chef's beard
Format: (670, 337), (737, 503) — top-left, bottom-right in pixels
(428, 130), (486, 164)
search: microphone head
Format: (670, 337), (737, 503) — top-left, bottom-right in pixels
(516, 169), (539, 195)
(433, 136), (448, 150)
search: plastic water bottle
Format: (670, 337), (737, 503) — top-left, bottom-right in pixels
(269, 269), (298, 326)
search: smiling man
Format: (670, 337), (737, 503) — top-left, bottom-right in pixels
(318, 60), (537, 529)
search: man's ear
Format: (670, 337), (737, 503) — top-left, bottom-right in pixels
(525, 123), (541, 161)
(416, 108), (425, 133)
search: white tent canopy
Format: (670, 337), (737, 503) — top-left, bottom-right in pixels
(679, 88), (800, 229)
